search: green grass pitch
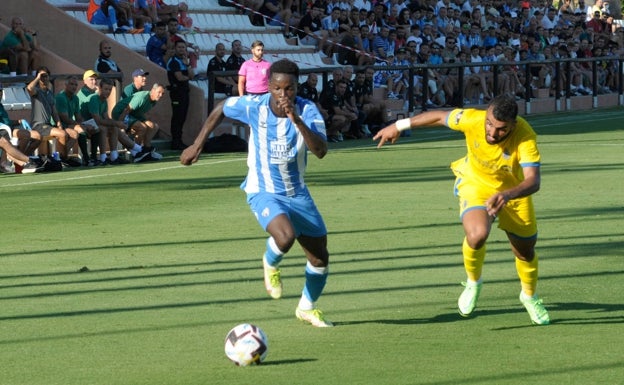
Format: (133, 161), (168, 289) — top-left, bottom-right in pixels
(1, 108), (623, 385)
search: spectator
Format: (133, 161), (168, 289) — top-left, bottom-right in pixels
(95, 40), (122, 75)
(146, 21), (169, 68)
(237, 40), (271, 96)
(0, 17), (40, 76)
(298, 5), (330, 54)
(166, 40), (193, 150)
(112, 83), (166, 159)
(320, 79), (357, 142)
(225, 40), (245, 89)
(372, 26), (393, 61)
(166, 17), (199, 70)
(260, 0), (299, 38)
(122, 68), (149, 99)
(207, 43), (238, 96)
(132, 0), (157, 31)
(153, 0), (179, 22)
(298, 73), (331, 124)
(87, 0), (131, 33)
(177, 2), (193, 31)
(56, 76), (100, 166)
(26, 67), (74, 163)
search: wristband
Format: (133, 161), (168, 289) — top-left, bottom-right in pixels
(395, 118), (411, 132)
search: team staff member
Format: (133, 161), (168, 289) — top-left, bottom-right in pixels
(373, 95), (550, 326)
(166, 40), (193, 150)
(237, 40), (271, 96)
(181, 59), (333, 328)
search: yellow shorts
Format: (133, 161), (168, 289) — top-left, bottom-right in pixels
(454, 176), (537, 239)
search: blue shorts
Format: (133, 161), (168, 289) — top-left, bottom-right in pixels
(247, 190), (327, 237)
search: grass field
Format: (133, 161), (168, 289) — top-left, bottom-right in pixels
(1, 108), (623, 385)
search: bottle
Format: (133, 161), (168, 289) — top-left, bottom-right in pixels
(478, 93), (484, 104)
(20, 119), (31, 131)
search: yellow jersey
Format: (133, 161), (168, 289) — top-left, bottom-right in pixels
(446, 108), (540, 191)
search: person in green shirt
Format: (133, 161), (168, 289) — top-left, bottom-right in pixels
(56, 76), (100, 166)
(112, 83), (166, 160)
(122, 68), (149, 99)
(0, 17), (40, 75)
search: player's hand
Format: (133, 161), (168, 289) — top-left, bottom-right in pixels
(485, 192), (508, 217)
(278, 96), (295, 118)
(373, 123), (401, 148)
(180, 143), (202, 166)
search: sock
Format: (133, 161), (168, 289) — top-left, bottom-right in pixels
(298, 261), (328, 310)
(110, 150), (119, 161)
(90, 135), (99, 160)
(100, 153), (107, 162)
(263, 237), (284, 267)
(78, 132), (88, 161)
(463, 237), (485, 282)
(516, 253), (538, 297)
(130, 144), (142, 156)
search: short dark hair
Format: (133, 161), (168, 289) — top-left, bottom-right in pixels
(269, 59), (299, 79)
(99, 78), (115, 87)
(490, 94), (518, 122)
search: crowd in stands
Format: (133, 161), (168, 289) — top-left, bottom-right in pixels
(289, 0), (623, 103)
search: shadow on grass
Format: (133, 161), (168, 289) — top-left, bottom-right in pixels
(259, 358), (317, 366)
(334, 311), (461, 327)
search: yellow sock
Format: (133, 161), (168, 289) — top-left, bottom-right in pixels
(462, 237), (485, 282)
(516, 253), (538, 297)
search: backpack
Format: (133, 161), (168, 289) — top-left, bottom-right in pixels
(203, 134), (248, 153)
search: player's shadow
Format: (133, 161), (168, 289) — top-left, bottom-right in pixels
(260, 358), (317, 366)
(334, 312), (461, 326)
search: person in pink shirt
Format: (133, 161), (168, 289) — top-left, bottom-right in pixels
(238, 40), (272, 96)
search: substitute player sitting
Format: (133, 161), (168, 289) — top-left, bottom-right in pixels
(373, 94), (550, 325)
(181, 59), (333, 327)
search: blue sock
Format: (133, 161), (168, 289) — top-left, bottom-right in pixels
(263, 237), (284, 267)
(302, 262), (328, 304)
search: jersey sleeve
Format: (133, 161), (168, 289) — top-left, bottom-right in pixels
(222, 96), (249, 124)
(299, 97), (326, 139)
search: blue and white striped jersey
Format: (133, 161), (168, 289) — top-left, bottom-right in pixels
(223, 94), (327, 196)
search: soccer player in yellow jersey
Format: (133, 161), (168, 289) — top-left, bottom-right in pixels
(373, 95), (550, 325)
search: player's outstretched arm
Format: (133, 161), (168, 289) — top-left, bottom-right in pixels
(373, 110), (451, 148)
(180, 100), (226, 166)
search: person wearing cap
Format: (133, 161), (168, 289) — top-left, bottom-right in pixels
(56, 76), (101, 167)
(112, 83), (166, 161)
(77, 69), (101, 164)
(122, 69), (149, 99)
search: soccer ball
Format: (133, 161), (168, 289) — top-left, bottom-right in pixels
(224, 323), (269, 366)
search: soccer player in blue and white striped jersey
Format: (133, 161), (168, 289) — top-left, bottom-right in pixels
(181, 59), (333, 327)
